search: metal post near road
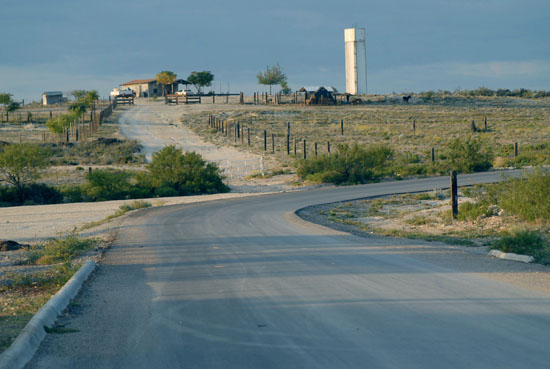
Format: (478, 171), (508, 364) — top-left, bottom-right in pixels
(451, 171), (458, 219)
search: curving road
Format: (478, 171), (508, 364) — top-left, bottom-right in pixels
(27, 172), (550, 369)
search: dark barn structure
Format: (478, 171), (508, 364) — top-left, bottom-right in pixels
(299, 86), (337, 105)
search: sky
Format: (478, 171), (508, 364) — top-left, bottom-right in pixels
(1, 0), (549, 102)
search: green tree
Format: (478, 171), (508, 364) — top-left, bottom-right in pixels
(257, 64), (287, 95)
(156, 71), (177, 96)
(0, 93), (11, 106)
(0, 143), (48, 200)
(69, 90), (98, 113)
(146, 145), (228, 195)
(187, 71), (214, 95)
(71, 90), (88, 100)
(0, 92), (20, 122)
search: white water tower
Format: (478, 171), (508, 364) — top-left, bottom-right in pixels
(345, 28), (367, 95)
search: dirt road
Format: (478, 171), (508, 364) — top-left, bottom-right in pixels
(117, 100), (298, 192)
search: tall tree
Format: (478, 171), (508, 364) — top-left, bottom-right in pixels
(0, 143), (48, 200)
(156, 71), (177, 96)
(257, 64), (287, 95)
(187, 71), (214, 95)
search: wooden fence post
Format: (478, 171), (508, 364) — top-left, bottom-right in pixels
(451, 171), (458, 219)
(287, 135), (290, 155)
(240, 92), (244, 104)
(303, 139), (307, 160)
(263, 130), (267, 151)
(294, 137), (297, 156)
(341, 119), (344, 135)
(315, 142), (318, 156)
(272, 133), (275, 154)
(413, 120), (416, 132)
(484, 117), (487, 131)
(247, 128), (250, 146)
(328, 141), (331, 156)
(431, 147), (435, 162)
(514, 142), (518, 157)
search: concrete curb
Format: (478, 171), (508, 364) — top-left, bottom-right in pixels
(488, 249), (534, 263)
(0, 260), (96, 369)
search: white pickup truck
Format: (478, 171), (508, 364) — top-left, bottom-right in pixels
(175, 89), (192, 96)
(110, 87), (136, 98)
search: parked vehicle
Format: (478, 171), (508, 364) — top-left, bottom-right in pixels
(110, 87), (136, 98)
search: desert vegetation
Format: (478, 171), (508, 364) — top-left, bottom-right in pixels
(0, 142), (227, 206)
(182, 95), (549, 184)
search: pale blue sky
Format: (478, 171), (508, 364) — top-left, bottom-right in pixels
(1, 0), (549, 101)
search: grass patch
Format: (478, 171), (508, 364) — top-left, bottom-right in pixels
(405, 215), (433, 226)
(494, 169), (550, 223)
(27, 236), (97, 265)
(492, 230), (550, 264)
(0, 264), (79, 353)
(456, 202), (492, 221)
(80, 200), (151, 231)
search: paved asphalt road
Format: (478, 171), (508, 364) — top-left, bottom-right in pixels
(28, 171), (550, 368)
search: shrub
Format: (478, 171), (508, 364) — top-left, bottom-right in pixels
(297, 143), (394, 185)
(82, 169), (133, 201)
(446, 137), (493, 173)
(0, 183), (62, 206)
(145, 146), (229, 195)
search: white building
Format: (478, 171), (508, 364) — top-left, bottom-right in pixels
(345, 28), (367, 95)
(42, 91), (64, 105)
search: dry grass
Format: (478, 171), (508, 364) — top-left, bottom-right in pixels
(180, 96), (550, 168)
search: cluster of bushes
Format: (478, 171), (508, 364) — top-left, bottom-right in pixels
(297, 137), (493, 185)
(297, 144), (394, 185)
(0, 145), (228, 206)
(0, 183), (63, 206)
(418, 88), (550, 99)
(65, 146), (228, 202)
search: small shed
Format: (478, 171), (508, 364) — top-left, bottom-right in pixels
(299, 86), (337, 105)
(42, 91), (64, 105)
